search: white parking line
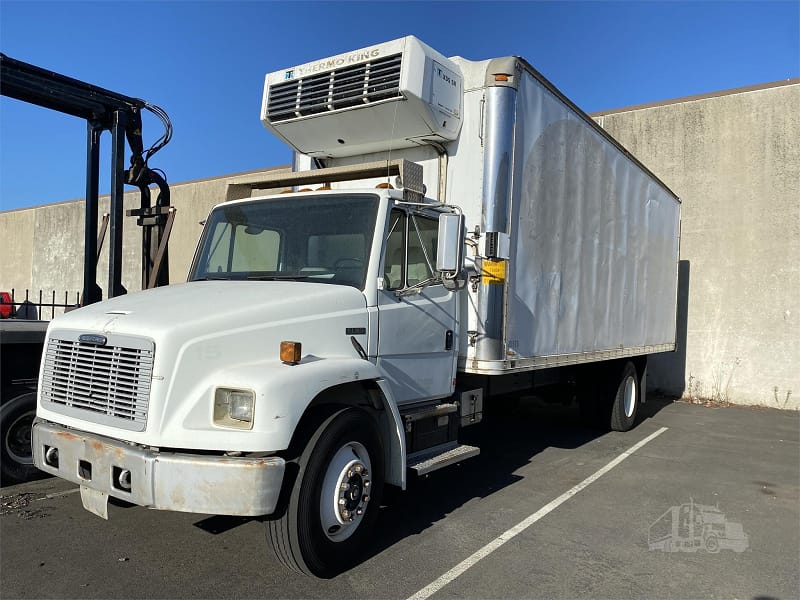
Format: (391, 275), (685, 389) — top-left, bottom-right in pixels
(407, 426), (669, 600)
(44, 488), (80, 499)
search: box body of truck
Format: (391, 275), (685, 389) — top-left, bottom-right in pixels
(261, 36), (680, 376)
(32, 36), (679, 576)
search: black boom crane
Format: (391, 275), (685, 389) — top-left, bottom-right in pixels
(0, 53), (175, 304)
(0, 54), (175, 485)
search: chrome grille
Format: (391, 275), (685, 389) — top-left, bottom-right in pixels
(41, 333), (154, 432)
(267, 54), (402, 122)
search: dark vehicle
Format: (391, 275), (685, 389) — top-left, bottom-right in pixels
(0, 321), (47, 484)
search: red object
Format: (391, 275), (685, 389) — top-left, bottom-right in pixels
(0, 291), (13, 318)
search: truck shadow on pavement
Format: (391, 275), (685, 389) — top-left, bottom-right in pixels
(191, 396), (675, 562)
(361, 395), (675, 564)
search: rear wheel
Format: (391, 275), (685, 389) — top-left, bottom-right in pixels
(266, 408), (384, 577)
(578, 360), (641, 432)
(609, 361), (640, 432)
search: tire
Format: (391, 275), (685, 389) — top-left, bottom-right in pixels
(609, 361), (640, 432)
(1, 392), (40, 485)
(578, 361), (640, 431)
(266, 408), (384, 577)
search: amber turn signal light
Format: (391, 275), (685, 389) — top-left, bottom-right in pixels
(280, 341), (302, 365)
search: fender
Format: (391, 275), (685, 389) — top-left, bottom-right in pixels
(190, 356), (407, 489)
(371, 377), (406, 489)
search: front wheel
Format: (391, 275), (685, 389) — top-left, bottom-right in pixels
(266, 408), (384, 577)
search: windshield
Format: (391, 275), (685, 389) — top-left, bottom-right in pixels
(190, 194), (379, 290)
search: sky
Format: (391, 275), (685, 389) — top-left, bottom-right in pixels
(0, 0), (798, 211)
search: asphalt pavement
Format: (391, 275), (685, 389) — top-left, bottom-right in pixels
(1, 398), (798, 599)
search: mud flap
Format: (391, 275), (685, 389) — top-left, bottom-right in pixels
(80, 486), (109, 520)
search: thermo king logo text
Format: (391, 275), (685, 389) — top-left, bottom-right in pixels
(284, 49), (382, 80)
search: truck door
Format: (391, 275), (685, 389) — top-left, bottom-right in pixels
(377, 209), (458, 405)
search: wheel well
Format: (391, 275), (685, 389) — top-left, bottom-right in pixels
(282, 381), (383, 460)
(281, 380), (404, 489)
(632, 355), (648, 378)
(631, 355), (648, 401)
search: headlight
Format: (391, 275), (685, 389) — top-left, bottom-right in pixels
(214, 388), (255, 430)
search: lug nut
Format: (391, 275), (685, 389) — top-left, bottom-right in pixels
(354, 464), (363, 473)
(338, 498), (346, 505)
(341, 509), (350, 519)
(364, 481), (370, 488)
(363, 495), (370, 502)
(356, 508), (363, 516)
(340, 482), (350, 490)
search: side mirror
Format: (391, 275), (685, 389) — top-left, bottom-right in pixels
(436, 213), (465, 275)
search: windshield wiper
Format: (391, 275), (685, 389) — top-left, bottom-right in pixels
(246, 274), (310, 281)
(192, 275), (231, 281)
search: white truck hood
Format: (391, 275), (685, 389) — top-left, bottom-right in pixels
(38, 281), (371, 449)
(50, 280), (366, 338)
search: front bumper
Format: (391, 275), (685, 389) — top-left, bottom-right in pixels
(32, 420), (285, 517)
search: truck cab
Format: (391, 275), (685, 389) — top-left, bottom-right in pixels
(189, 185), (463, 409)
(33, 183), (469, 576)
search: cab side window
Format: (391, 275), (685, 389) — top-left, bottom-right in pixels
(407, 214), (438, 285)
(384, 210), (405, 290)
(383, 210), (440, 290)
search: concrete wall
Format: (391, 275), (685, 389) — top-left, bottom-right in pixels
(594, 81), (799, 409)
(1, 81), (797, 408)
(1, 205), (36, 301)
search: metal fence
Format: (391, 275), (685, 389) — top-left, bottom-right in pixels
(0, 289), (81, 321)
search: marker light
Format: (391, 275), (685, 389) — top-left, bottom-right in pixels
(280, 341), (302, 365)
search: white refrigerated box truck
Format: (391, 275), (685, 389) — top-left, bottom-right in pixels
(32, 36), (680, 576)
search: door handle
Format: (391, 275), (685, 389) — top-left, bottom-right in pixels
(445, 330), (453, 351)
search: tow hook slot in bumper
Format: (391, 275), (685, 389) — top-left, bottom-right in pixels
(32, 421), (286, 518)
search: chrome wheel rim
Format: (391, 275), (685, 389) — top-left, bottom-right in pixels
(320, 441), (372, 542)
(623, 376), (636, 418)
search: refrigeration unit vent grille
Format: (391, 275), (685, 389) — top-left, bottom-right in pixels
(267, 54), (402, 122)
